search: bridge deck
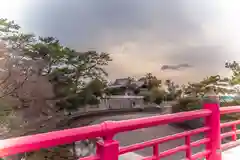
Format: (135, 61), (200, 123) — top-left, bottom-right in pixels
(222, 145), (240, 160)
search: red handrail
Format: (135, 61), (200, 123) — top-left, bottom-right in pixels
(0, 109), (211, 157)
(220, 106), (240, 115)
(1, 101), (240, 160)
(220, 106), (240, 151)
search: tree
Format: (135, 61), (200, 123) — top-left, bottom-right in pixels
(145, 87), (165, 104)
(0, 18), (112, 160)
(1, 19), (112, 113)
(0, 18), (112, 137)
(164, 79), (179, 100)
(48, 50), (111, 111)
(225, 61), (240, 84)
(127, 77), (135, 84)
(154, 96), (163, 105)
(148, 78), (162, 90)
(133, 88), (140, 95)
(182, 75), (223, 97)
(85, 78), (107, 98)
(175, 89), (183, 99)
(139, 73), (161, 90)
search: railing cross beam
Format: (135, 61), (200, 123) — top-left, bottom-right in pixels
(3, 93), (240, 160)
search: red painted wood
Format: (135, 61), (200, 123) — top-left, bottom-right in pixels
(232, 125), (237, 141)
(96, 140), (119, 160)
(0, 124), (104, 157)
(220, 115), (240, 150)
(191, 138), (210, 147)
(158, 145), (187, 158)
(119, 127), (210, 154)
(192, 150), (211, 160)
(110, 109), (211, 133)
(153, 144), (159, 160)
(185, 135), (191, 159)
(0, 109), (211, 157)
(4, 99), (240, 160)
(221, 131), (235, 139)
(221, 140), (240, 151)
(220, 120), (240, 128)
(204, 102), (222, 160)
(78, 156), (99, 160)
(220, 106), (240, 114)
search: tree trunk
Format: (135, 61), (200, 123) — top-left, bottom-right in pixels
(72, 142), (77, 159)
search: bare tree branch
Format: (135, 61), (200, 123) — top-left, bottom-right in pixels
(0, 70), (11, 86)
(0, 71), (29, 99)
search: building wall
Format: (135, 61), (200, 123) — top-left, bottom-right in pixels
(84, 96), (144, 111)
(100, 96), (144, 109)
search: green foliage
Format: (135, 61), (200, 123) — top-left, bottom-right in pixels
(164, 79), (180, 99)
(174, 97), (240, 127)
(105, 87), (126, 95)
(176, 61), (240, 113)
(143, 95), (150, 103)
(165, 94), (175, 101)
(225, 61), (240, 84)
(0, 99), (14, 126)
(142, 73), (162, 90)
(85, 78), (107, 97)
(149, 79), (161, 90)
(138, 74), (181, 103)
(48, 50), (111, 111)
(0, 18), (20, 35)
(0, 18), (112, 111)
(154, 96), (163, 105)
(220, 100), (240, 107)
(133, 88), (140, 95)
(220, 100), (240, 123)
(183, 75), (222, 96)
(142, 87), (165, 104)
(172, 97), (201, 113)
(150, 87), (164, 99)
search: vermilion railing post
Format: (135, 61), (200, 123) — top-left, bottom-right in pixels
(203, 90), (222, 160)
(185, 135), (191, 159)
(96, 139), (119, 160)
(232, 125), (237, 141)
(96, 121), (119, 160)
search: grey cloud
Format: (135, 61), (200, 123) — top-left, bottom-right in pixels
(12, 0), (228, 82)
(161, 64), (192, 71)
(166, 45), (228, 73)
(21, 0), (217, 49)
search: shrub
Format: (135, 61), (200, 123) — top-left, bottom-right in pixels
(165, 94), (175, 101)
(134, 88), (140, 95)
(174, 97), (240, 139)
(143, 95), (150, 103)
(154, 96), (163, 105)
(173, 97), (240, 122)
(172, 97), (201, 113)
(174, 97), (240, 113)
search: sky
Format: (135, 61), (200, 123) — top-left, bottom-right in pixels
(1, 0), (240, 84)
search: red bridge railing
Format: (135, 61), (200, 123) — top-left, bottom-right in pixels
(0, 98), (240, 160)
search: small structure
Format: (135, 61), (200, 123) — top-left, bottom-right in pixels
(100, 95), (144, 109)
(106, 78), (146, 96)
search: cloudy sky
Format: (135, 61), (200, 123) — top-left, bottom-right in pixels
(1, 0), (240, 84)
